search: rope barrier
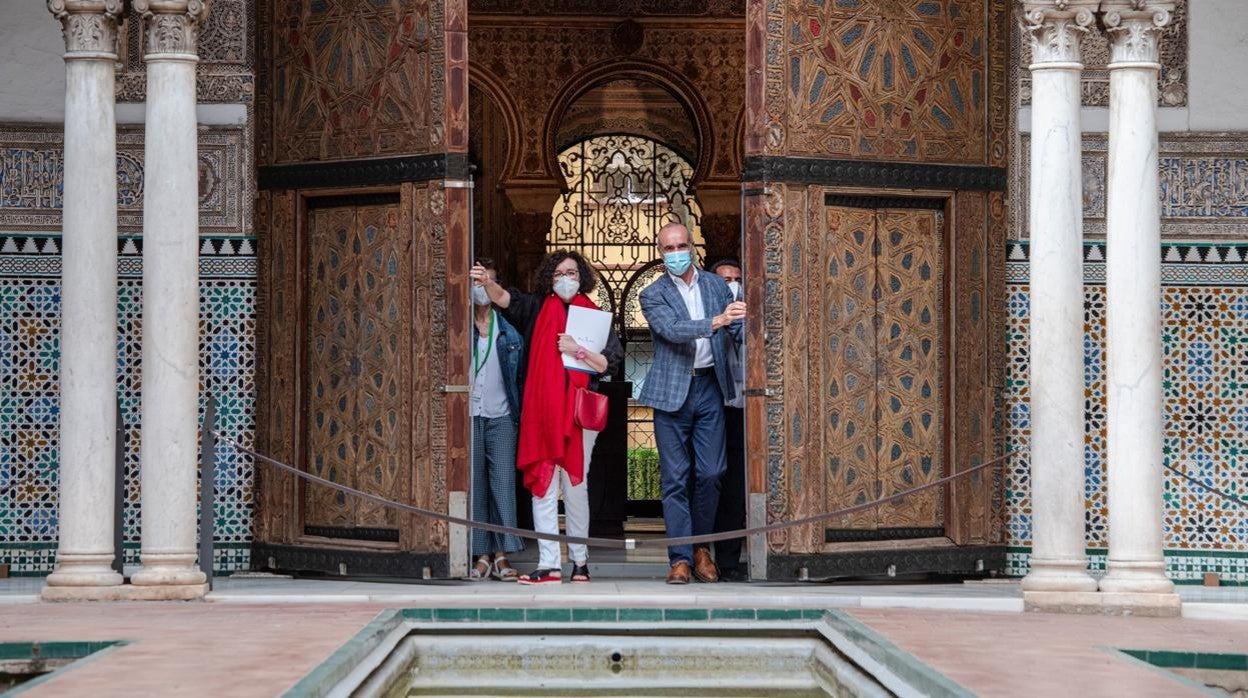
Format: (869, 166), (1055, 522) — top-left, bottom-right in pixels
(1163, 463), (1248, 508)
(216, 430), (1016, 549)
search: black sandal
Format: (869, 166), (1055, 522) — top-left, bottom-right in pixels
(517, 567), (562, 585)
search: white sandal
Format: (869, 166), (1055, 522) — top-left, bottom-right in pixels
(492, 555), (519, 581)
(468, 555), (492, 581)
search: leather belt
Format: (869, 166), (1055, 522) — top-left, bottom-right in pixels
(690, 366), (714, 377)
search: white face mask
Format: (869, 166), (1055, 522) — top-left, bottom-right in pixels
(471, 285), (491, 306)
(553, 276), (579, 301)
(726, 280), (741, 300)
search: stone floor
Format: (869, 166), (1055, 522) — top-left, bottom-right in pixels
(1, 578), (1246, 696)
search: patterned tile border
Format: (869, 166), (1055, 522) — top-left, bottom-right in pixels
(0, 543), (251, 577)
(1005, 241), (1248, 285)
(1006, 549), (1248, 585)
(0, 235), (257, 279)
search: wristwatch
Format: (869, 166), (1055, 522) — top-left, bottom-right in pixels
(574, 347), (587, 361)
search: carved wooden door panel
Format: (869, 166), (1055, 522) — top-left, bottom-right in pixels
(823, 204), (944, 534)
(303, 201), (409, 536)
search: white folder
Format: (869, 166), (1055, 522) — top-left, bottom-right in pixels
(562, 305), (613, 373)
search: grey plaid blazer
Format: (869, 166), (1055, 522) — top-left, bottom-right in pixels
(637, 270), (743, 412)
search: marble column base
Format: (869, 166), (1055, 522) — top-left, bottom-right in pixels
(1020, 558), (1098, 592)
(1024, 590), (1181, 617)
(131, 552), (207, 588)
(44, 554), (123, 590)
(1100, 560), (1176, 595)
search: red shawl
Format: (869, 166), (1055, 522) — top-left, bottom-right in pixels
(516, 293), (598, 498)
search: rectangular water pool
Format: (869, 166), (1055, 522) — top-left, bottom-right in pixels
(288, 608), (969, 698)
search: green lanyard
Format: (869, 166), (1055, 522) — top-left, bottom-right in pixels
(473, 310), (495, 378)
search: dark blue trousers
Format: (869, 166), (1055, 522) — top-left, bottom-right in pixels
(655, 372), (726, 566)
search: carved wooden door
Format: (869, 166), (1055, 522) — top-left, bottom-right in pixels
(824, 203), (944, 536)
(303, 201), (410, 539)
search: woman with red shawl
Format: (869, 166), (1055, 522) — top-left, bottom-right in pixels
(470, 251), (622, 584)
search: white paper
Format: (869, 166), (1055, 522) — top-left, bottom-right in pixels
(562, 305), (613, 373)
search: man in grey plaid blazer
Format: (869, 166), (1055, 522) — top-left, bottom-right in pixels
(639, 223), (745, 584)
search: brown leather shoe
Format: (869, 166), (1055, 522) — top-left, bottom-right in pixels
(666, 561), (691, 585)
(692, 547), (719, 583)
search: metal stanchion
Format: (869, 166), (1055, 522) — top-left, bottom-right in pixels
(199, 398), (217, 590)
(112, 394), (125, 576)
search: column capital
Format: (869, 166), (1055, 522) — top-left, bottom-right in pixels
(132, 0), (210, 58)
(1099, 0), (1174, 65)
(47, 0), (123, 57)
(1020, 1), (1100, 66)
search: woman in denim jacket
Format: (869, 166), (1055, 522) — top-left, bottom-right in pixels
(467, 258), (526, 581)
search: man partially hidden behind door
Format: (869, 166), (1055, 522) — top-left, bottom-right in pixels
(639, 222), (746, 585)
(709, 257), (746, 581)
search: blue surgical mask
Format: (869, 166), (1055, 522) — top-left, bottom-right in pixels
(663, 250), (692, 276)
(471, 285), (491, 306)
(727, 281), (741, 300)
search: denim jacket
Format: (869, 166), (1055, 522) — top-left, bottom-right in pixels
(474, 310), (525, 424)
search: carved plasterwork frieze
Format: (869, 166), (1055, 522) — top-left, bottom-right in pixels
(1017, 133), (1248, 239)
(0, 125), (249, 235)
(469, 19), (745, 183)
(1019, 0), (1187, 106)
(116, 0), (254, 103)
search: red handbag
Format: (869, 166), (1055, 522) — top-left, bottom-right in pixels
(574, 387), (609, 432)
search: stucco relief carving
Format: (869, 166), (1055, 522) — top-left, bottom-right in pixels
(469, 20), (745, 183)
(1017, 133), (1248, 239)
(116, 0), (252, 103)
(1019, 0), (1187, 105)
(48, 0), (124, 55)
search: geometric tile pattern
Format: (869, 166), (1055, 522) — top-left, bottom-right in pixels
(0, 239), (256, 575)
(1005, 241), (1248, 582)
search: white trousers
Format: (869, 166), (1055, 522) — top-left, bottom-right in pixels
(533, 429), (598, 569)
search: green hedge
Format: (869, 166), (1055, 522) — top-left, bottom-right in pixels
(627, 447), (661, 501)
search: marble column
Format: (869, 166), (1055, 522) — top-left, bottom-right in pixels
(1019, 0), (1099, 595)
(1098, 0), (1178, 600)
(129, 0), (209, 598)
(42, 0), (125, 600)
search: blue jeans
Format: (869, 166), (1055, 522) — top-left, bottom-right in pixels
(655, 373), (726, 566)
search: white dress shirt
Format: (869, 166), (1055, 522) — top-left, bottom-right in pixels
(668, 269), (714, 369)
